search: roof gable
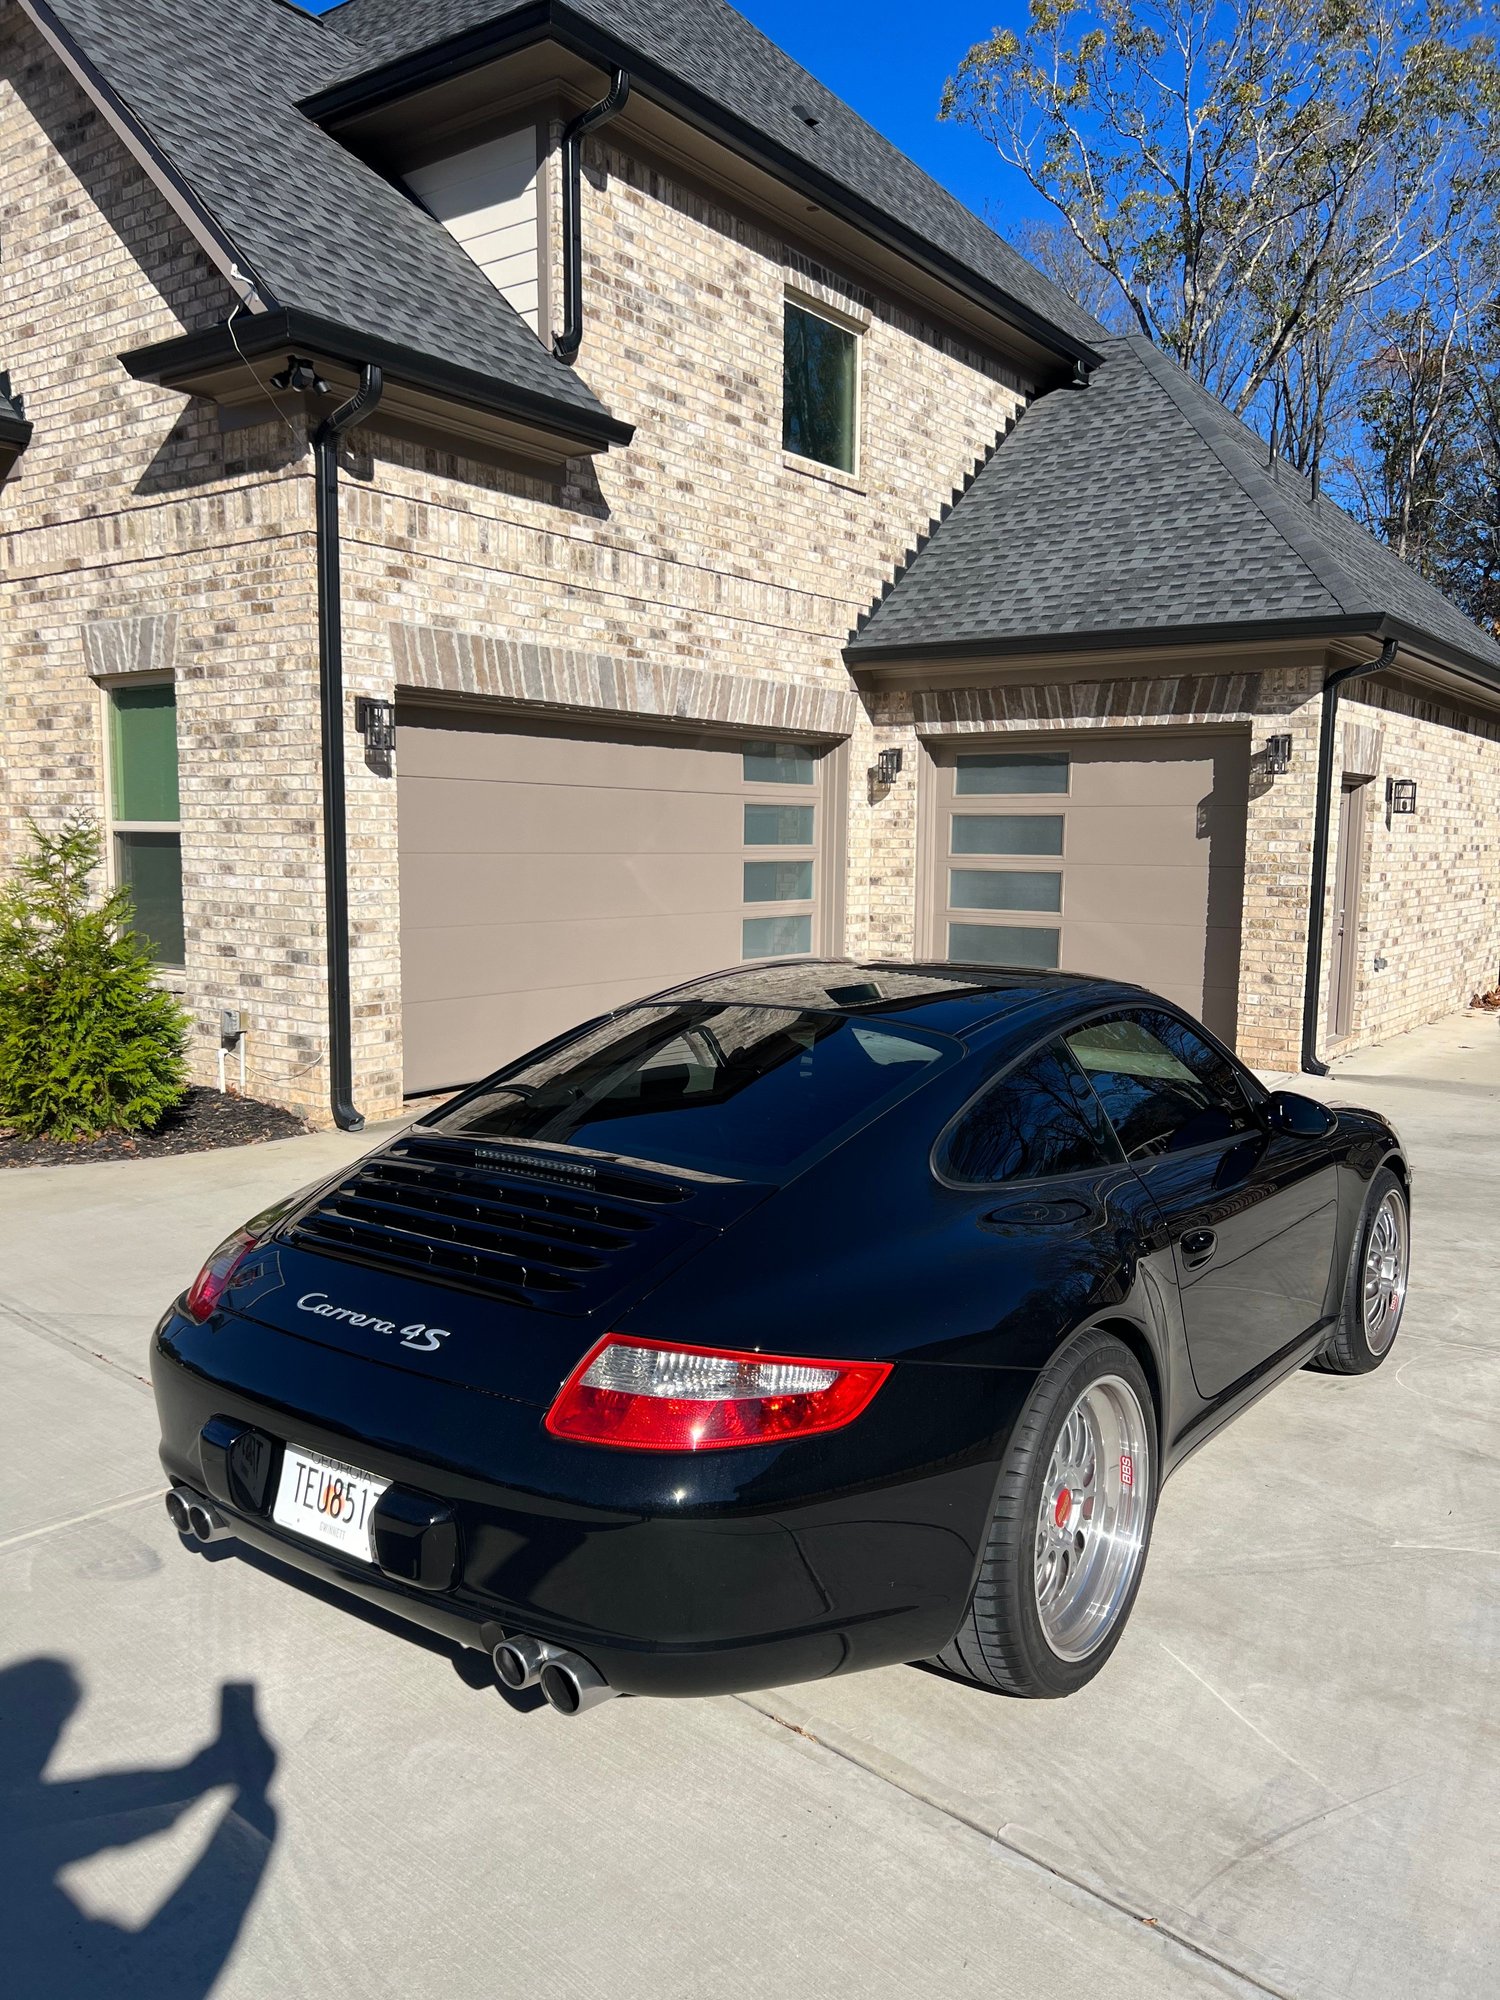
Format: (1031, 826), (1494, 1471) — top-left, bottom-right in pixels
(22, 0), (620, 437)
(315, 0), (1109, 359)
(849, 335), (1500, 688)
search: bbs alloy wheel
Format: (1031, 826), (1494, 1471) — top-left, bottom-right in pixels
(937, 1329), (1157, 1699)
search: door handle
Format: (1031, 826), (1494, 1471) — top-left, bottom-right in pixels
(1180, 1227), (1217, 1269)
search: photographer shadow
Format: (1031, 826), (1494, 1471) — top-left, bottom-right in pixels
(2, 1657), (278, 2000)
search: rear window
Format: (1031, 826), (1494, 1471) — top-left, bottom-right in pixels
(938, 1039), (1121, 1185)
(432, 1004), (952, 1180)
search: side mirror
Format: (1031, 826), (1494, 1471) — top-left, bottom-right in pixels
(1265, 1089), (1337, 1139)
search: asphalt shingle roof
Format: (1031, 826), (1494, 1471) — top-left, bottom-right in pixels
(848, 335), (1500, 685)
(318, 0), (1109, 354)
(29, 0), (619, 428)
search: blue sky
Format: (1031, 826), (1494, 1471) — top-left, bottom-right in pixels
(294, 2), (1043, 236)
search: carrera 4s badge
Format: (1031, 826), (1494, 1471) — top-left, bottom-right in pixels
(297, 1292), (451, 1353)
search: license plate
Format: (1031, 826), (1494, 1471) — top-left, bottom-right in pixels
(272, 1445), (389, 1562)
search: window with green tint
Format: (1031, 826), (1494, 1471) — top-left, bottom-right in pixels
(949, 868), (1062, 913)
(955, 752), (1069, 795)
(949, 922), (1060, 970)
(742, 914), (813, 958)
(744, 860), (814, 903)
(115, 832), (184, 966)
(742, 741), (816, 785)
(109, 684), (180, 821)
(745, 803), (815, 846)
(951, 814), (1063, 856)
(108, 682), (183, 964)
(783, 302), (857, 472)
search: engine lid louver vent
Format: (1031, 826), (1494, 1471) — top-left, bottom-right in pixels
(285, 1134), (734, 1315)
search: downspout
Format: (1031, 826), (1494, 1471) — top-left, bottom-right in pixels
(313, 365), (384, 1131)
(1300, 635), (1398, 1076)
(553, 70), (631, 364)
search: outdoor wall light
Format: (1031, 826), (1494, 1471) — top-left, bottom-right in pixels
(1386, 776), (1418, 819)
(1264, 732), (1293, 775)
(875, 747), (904, 785)
(355, 697), (396, 757)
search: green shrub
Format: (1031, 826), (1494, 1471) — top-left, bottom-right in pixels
(0, 814), (190, 1140)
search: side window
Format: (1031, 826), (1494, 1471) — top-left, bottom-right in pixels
(783, 300), (858, 473)
(107, 682), (184, 967)
(939, 1038), (1122, 1185)
(1065, 1012), (1257, 1161)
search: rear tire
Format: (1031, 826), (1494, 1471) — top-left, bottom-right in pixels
(1306, 1166), (1408, 1375)
(936, 1329), (1156, 1699)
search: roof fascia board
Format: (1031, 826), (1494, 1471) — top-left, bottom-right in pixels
(0, 410), (33, 450)
(300, 4), (1102, 377)
(844, 613), (1386, 670)
(119, 306), (635, 450)
(17, 0), (278, 312)
(847, 610), (1500, 704)
(1370, 616), (1500, 703)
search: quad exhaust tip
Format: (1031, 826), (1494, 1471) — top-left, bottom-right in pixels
(166, 1486), (232, 1545)
(492, 1635), (616, 1715)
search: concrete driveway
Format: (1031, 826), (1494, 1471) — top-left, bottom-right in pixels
(2, 1010), (1497, 2000)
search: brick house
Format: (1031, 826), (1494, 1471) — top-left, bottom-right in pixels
(3, 0), (1498, 1128)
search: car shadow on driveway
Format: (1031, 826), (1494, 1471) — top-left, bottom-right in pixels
(2, 1657), (277, 2000)
(183, 1536), (547, 1713)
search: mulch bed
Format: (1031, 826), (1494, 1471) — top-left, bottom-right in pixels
(0, 1087), (311, 1169)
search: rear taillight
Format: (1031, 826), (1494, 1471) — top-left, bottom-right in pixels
(182, 1226), (261, 1324)
(545, 1336), (891, 1451)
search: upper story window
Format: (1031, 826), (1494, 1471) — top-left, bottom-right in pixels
(107, 683), (184, 968)
(405, 127), (543, 331)
(783, 300), (858, 474)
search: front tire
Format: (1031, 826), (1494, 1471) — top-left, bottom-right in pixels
(1306, 1166), (1409, 1375)
(936, 1329), (1156, 1698)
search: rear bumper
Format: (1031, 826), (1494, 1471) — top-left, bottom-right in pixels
(151, 1307), (1032, 1698)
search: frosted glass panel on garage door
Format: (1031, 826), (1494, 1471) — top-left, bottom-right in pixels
(933, 734), (1250, 1045)
(396, 709), (831, 1092)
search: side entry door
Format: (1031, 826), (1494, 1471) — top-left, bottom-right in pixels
(1063, 1011), (1339, 1401)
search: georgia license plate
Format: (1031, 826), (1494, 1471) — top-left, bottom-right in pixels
(272, 1445), (389, 1562)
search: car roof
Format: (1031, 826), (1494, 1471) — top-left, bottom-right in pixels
(646, 959), (1146, 1039)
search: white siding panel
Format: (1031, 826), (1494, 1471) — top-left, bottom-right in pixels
(406, 128), (541, 331)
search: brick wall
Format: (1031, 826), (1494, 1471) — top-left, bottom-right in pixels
(0, 9), (332, 1112)
(1328, 681), (1500, 1052)
(1, 30), (1033, 1123)
(335, 122), (1031, 1115)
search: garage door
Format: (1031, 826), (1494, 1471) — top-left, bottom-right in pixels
(397, 706), (841, 1093)
(927, 733), (1248, 1044)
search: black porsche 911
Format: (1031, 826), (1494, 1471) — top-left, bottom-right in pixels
(154, 960), (1410, 1713)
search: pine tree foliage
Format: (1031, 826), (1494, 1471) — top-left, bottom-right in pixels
(0, 816), (190, 1141)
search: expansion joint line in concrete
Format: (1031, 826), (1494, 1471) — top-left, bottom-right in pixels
(737, 1694), (1297, 2000)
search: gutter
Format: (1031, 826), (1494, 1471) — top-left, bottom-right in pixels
(553, 69), (631, 364)
(842, 611), (1500, 695)
(1300, 636), (1399, 1078)
(119, 308), (634, 452)
(313, 366), (385, 1132)
(299, 5), (1102, 379)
